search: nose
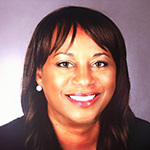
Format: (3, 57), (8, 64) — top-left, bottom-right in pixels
(71, 66), (95, 87)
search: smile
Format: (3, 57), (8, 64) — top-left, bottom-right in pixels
(66, 93), (100, 107)
(69, 95), (96, 101)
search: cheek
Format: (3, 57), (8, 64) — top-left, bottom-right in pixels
(42, 70), (71, 95)
(41, 72), (65, 108)
(105, 73), (116, 90)
(97, 70), (116, 96)
(97, 70), (116, 85)
(98, 72), (116, 110)
(104, 74), (116, 102)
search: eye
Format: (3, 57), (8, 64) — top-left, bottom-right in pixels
(92, 61), (108, 68)
(56, 61), (74, 68)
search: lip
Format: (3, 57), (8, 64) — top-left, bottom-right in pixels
(65, 92), (100, 107)
(68, 92), (98, 96)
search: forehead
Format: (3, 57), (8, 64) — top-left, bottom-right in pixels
(51, 26), (110, 55)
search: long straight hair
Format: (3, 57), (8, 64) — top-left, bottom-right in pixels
(21, 6), (134, 150)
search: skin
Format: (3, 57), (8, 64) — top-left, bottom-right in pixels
(36, 27), (116, 149)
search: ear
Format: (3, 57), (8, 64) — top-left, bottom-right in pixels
(36, 68), (42, 85)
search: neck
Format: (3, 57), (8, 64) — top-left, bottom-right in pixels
(50, 117), (100, 150)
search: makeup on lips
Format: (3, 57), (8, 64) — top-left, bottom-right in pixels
(65, 93), (100, 107)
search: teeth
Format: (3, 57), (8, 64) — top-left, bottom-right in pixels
(69, 95), (96, 101)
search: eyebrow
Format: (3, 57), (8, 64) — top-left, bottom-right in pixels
(93, 53), (110, 58)
(53, 52), (110, 58)
(53, 52), (74, 58)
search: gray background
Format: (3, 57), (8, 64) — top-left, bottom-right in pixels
(0, 0), (150, 126)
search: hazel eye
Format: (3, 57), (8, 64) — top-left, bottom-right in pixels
(57, 61), (74, 68)
(92, 61), (108, 68)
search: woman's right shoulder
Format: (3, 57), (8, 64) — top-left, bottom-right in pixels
(0, 116), (26, 150)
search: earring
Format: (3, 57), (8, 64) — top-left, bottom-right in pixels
(36, 85), (42, 92)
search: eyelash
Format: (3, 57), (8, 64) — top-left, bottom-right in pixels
(56, 61), (74, 68)
(92, 61), (108, 68)
(56, 61), (108, 68)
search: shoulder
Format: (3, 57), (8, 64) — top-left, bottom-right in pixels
(0, 116), (26, 150)
(128, 117), (150, 150)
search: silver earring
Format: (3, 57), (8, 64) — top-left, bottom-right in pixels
(36, 85), (42, 92)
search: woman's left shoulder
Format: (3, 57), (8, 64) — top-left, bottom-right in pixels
(128, 117), (150, 150)
(133, 117), (150, 129)
(133, 117), (150, 136)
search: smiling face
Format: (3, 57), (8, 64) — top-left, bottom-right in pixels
(36, 27), (116, 126)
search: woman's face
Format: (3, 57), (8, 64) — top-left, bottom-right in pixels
(36, 27), (116, 126)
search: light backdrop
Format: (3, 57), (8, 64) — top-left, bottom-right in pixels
(0, 0), (150, 126)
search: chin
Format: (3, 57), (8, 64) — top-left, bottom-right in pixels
(68, 112), (100, 126)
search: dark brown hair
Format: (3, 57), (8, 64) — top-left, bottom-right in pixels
(21, 6), (134, 150)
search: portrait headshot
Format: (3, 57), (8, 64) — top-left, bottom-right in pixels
(0, 0), (150, 150)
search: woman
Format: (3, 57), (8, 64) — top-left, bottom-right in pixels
(0, 6), (150, 150)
